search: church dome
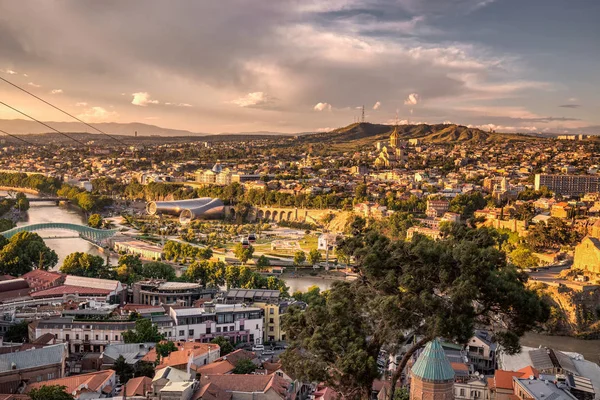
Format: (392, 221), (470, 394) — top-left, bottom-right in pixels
(411, 338), (455, 382)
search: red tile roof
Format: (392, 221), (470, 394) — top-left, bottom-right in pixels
(26, 370), (115, 396)
(122, 376), (152, 397)
(30, 285), (112, 298)
(491, 370), (523, 390)
(195, 359), (235, 375)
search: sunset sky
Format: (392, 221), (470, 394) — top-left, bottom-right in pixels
(0, 0), (598, 134)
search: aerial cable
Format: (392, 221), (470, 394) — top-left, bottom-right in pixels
(0, 76), (128, 146)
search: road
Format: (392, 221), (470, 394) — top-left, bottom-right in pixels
(527, 261), (596, 291)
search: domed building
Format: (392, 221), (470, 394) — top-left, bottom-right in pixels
(374, 126), (405, 168)
(410, 338), (455, 400)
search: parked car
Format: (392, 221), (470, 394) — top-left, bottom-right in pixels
(252, 344), (265, 351)
(262, 349), (275, 355)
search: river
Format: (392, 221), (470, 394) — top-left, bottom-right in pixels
(6, 193), (599, 361)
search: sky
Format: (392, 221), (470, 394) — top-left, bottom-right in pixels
(0, 0), (598, 134)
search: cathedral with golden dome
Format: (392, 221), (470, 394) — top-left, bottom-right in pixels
(374, 126), (406, 168)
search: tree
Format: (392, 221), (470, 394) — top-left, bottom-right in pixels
(4, 321), (29, 343)
(509, 246), (540, 269)
(116, 254), (143, 284)
(292, 285), (325, 306)
(15, 192), (30, 211)
(135, 361), (156, 378)
(354, 184), (368, 202)
(307, 249), (322, 266)
(211, 336), (234, 355)
(88, 213), (103, 228)
(256, 255), (270, 269)
(156, 341), (177, 358)
(283, 227), (548, 400)
(293, 251), (306, 270)
(233, 242), (254, 264)
(29, 385), (74, 400)
(0, 231), (58, 275)
(0, 218), (15, 232)
(113, 355), (134, 384)
(141, 261), (176, 280)
(233, 358), (257, 374)
(60, 252), (106, 277)
(122, 318), (163, 343)
(449, 191), (486, 219)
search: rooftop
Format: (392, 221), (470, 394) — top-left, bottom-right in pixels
(411, 338), (455, 382)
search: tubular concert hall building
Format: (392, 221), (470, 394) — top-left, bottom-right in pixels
(146, 198), (224, 223)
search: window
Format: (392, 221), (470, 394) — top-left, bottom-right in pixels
(256, 324), (259, 329)
(223, 326), (228, 332)
(48, 373), (54, 380)
(76, 334), (79, 340)
(269, 318), (274, 324)
(269, 327), (274, 332)
(105, 335), (108, 340)
(460, 389), (465, 397)
(217, 327), (221, 333)
(179, 330), (185, 336)
(240, 325), (244, 331)
(473, 391), (480, 398)
(115, 335), (119, 341)
(85, 335), (89, 341)
(269, 308), (274, 314)
(189, 329), (194, 336)
(206, 327), (211, 334)
(66, 334), (70, 341)
(95, 335), (98, 340)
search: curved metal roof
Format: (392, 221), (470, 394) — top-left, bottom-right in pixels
(411, 338), (455, 382)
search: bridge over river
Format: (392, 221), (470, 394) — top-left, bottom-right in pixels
(0, 223), (118, 242)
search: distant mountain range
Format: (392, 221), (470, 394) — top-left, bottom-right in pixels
(300, 122), (534, 144)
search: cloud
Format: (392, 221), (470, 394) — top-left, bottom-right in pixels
(559, 104), (580, 109)
(567, 97), (578, 102)
(75, 102), (88, 107)
(373, 101), (381, 110)
(404, 93), (419, 105)
(165, 102), (193, 107)
(314, 102), (332, 111)
(230, 92), (272, 108)
(77, 106), (118, 121)
(131, 92), (159, 106)
(50, 89), (63, 94)
(1, 69), (17, 75)
(27, 82), (41, 88)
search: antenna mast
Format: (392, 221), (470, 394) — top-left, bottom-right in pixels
(361, 105), (365, 123)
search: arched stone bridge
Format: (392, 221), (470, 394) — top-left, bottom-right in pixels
(1, 223), (119, 242)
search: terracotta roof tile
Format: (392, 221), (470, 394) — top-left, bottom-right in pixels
(25, 369), (115, 396)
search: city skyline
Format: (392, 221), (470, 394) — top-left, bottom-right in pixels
(0, 0), (598, 134)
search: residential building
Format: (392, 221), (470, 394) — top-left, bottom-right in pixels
(165, 303), (263, 345)
(426, 199), (450, 218)
(25, 369), (117, 400)
(0, 344), (68, 394)
(466, 331), (497, 373)
(100, 342), (156, 369)
(534, 174), (600, 196)
(198, 374), (290, 400)
(513, 377), (577, 400)
(407, 226), (443, 241)
(29, 317), (135, 353)
(152, 366), (193, 397)
(160, 381), (196, 400)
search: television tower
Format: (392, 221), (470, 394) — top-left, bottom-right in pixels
(361, 105), (365, 123)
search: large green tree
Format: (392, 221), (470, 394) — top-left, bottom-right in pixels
(29, 385), (74, 400)
(141, 261), (176, 280)
(122, 318), (163, 343)
(4, 321), (29, 343)
(0, 231), (58, 275)
(0, 218), (15, 232)
(233, 242), (254, 264)
(210, 336), (234, 355)
(283, 226), (548, 400)
(233, 359), (257, 374)
(113, 355), (134, 384)
(60, 252), (106, 277)
(88, 213), (104, 229)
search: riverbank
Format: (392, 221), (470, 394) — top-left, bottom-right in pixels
(0, 186), (41, 195)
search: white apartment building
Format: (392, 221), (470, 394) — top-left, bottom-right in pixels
(165, 304), (263, 345)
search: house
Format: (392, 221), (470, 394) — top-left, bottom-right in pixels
(197, 374), (289, 400)
(0, 343), (68, 394)
(121, 376), (152, 398)
(100, 343), (156, 369)
(317, 233), (338, 251)
(487, 368), (539, 400)
(160, 381), (196, 400)
(25, 369), (117, 399)
(152, 366), (193, 397)
(156, 342), (221, 373)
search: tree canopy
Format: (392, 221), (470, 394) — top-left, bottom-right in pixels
(233, 359), (257, 374)
(210, 336), (234, 355)
(282, 225), (548, 400)
(122, 318), (163, 343)
(29, 385), (74, 400)
(60, 252), (107, 278)
(141, 261), (176, 280)
(0, 231), (58, 275)
(233, 242), (254, 264)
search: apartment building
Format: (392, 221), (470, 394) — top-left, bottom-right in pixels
(132, 280), (216, 306)
(165, 303), (263, 345)
(534, 174), (600, 196)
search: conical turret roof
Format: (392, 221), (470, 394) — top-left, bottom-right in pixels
(411, 338), (455, 382)
(390, 126), (399, 138)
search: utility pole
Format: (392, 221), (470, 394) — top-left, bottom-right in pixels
(361, 105), (365, 123)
